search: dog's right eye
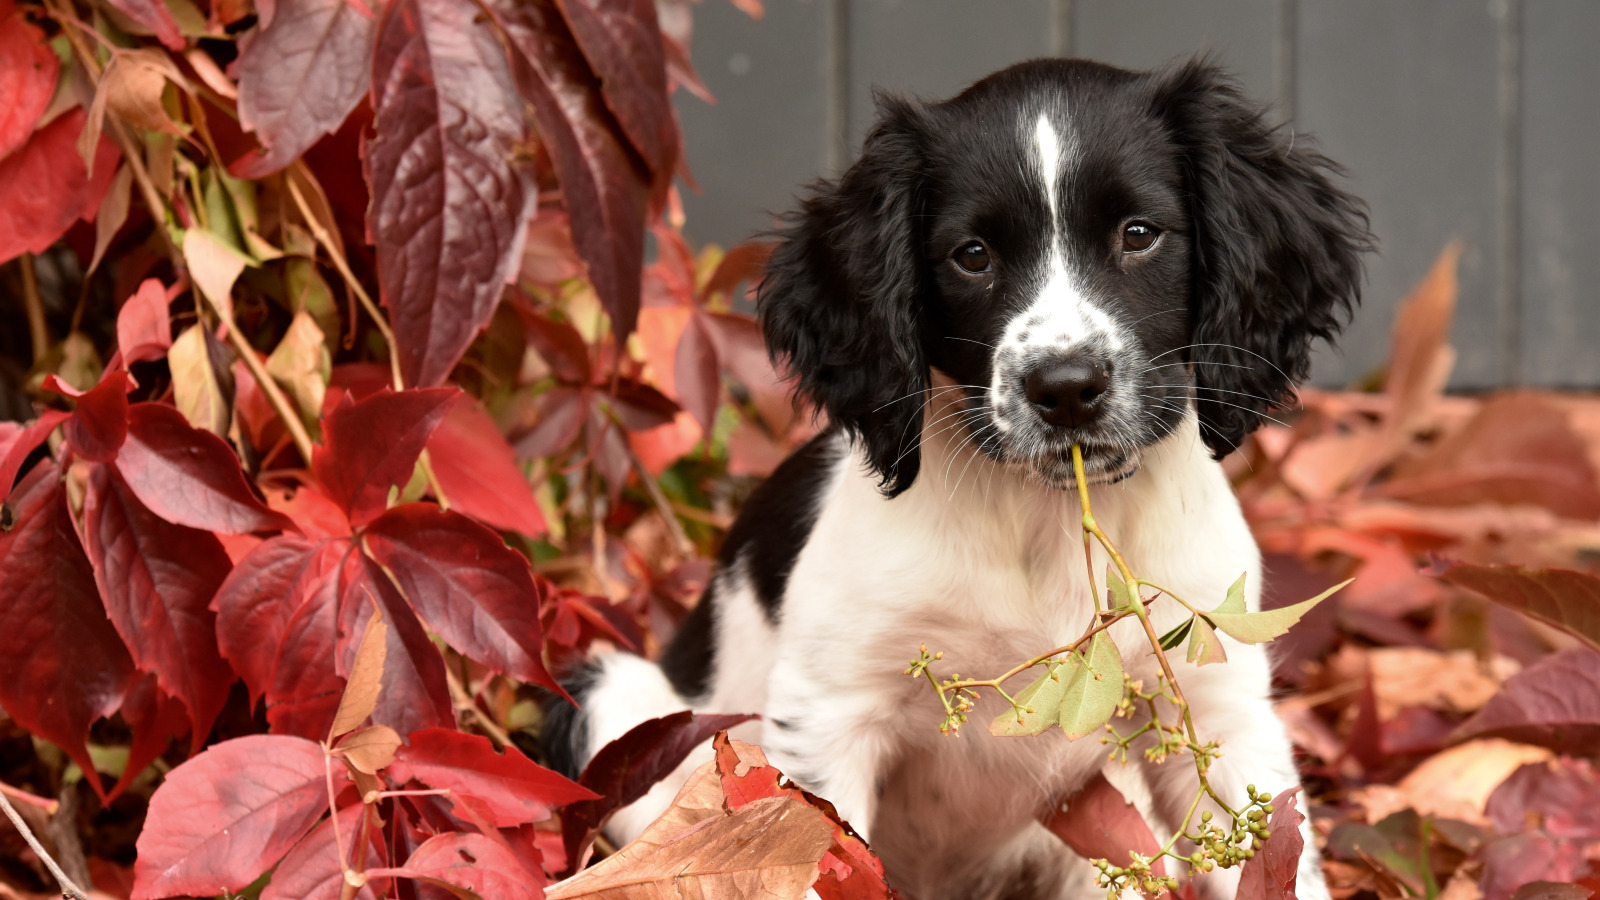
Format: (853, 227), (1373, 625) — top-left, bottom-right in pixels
(953, 242), (991, 273)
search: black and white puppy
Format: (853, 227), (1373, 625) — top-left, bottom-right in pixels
(550, 58), (1369, 900)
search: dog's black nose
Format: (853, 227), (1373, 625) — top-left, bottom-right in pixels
(1024, 356), (1112, 428)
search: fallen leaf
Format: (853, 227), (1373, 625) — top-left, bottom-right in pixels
(1455, 648), (1600, 754)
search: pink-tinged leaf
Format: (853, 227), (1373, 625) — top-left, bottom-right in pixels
(342, 551), (456, 738)
(611, 378), (679, 432)
(493, 0), (648, 336)
(47, 370), (132, 462)
(264, 478), (352, 539)
(0, 10), (59, 161)
(261, 804), (383, 900)
(1438, 562), (1600, 652)
(401, 832), (544, 900)
(1041, 773), (1165, 877)
(673, 313), (719, 432)
(83, 464), (236, 749)
(553, 0), (675, 184)
(1237, 788), (1303, 900)
(312, 388), (455, 526)
(520, 312), (592, 384)
(390, 728), (597, 828)
(116, 403), (293, 534)
(362, 504), (564, 694)
(103, 0), (183, 49)
(231, 0), (374, 178)
(1487, 758), (1600, 842)
(117, 279), (174, 364)
(426, 395), (546, 536)
(1455, 647), (1600, 755)
(512, 386), (587, 460)
(131, 735), (333, 900)
(1479, 833), (1589, 900)
(0, 462), (134, 804)
(700, 241), (772, 302)
(365, 0), (534, 388)
(560, 711), (755, 873)
(0, 108), (120, 265)
(700, 310), (782, 397)
(109, 672), (190, 803)
(0, 409), (67, 503)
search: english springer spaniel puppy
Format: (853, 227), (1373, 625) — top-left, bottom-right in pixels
(549, 58), (1369, 900)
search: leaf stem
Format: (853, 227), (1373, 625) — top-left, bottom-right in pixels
(0, 783), (89, 899)
(19, 253), (47, 364)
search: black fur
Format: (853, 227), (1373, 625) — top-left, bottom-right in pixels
(540, 662), (600, 782)
(1152, 60), (1373, 456)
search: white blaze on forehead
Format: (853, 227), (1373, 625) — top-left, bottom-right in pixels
(1032, 113), (1062, 228)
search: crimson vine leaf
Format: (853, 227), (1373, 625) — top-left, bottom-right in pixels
(362, 503), (565, 696)
(1237, 788), (1304, 900)
(82, 464), (236, 750)
(0, 108), (120, 265)
(213, 534), (344, 709)
(0, 410), (67, 503)
(311, 387), (455, 526)
(110, 672), (191, 803)
(116, 278), (175, 364)
(0, 462), (135, 804)
(101, 0), (183, 50)
(493, 0), (649, 337)
(232, 0), (374, 178)
(1454, 647), (1600, 754)
(346, 551), (457, 739)
(1041, 773), (1165, 878)
(388, 727), (598, 827)
(365, 0), (534, 388)
(116, 402), (294, 533)
(425, 394), (547, 536)
(554, 0), (676, 188)
(46, 370), (132, 462)
(400, 832), (546, 900)
(0, 9), (60, 160)
(259, 804), (385, 900)
(131, 735), (334, 900)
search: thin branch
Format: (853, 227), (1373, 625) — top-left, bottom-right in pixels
(0, 786), (89, 900)
(20, 253), (48, 364)
(445, 666), (513, 749)
(195, 286), (317, 463)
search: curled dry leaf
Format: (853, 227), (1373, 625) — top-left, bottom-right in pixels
(1438, 562), (1600, 652)
(183, 228), (251, 320)
(333, 724), (401, 775)
(327, 607), (386, 741)
(168, 324), (232, 435)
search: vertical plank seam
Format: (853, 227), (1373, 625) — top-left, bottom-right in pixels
(1274, 0), (1296, 120)
(1050, 0), (1074, 57)
(825, 0), (851, 174)
(1496, 0), (1523, 384)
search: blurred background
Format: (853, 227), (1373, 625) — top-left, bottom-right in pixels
(671, 0), (1599, 391)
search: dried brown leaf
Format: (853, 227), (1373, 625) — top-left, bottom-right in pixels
(327, 608), (387, 742)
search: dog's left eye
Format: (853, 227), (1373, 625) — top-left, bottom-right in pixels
(1121, 223), (1159, 253)
(953, 242), (991, 273)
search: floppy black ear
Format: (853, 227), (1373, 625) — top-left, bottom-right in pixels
(1155, 61), (1373, 456)
(758, 95), (930, 497)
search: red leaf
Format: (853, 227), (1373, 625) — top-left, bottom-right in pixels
(401, 832), (544, 900)
(1480, 833), (1589, 900)
(265, 477), (352, 539)
(83, 464), (235, 749)
(1438, 562), (1600, 651)
(365, 0), (534, 388)
(0, 107), (120, 264)
(260, 803), (384, 900)
(0, 409), (67, 503)
(213, 534), (344, 708)
(511, 385), (587, 460)
(131, 735), (333, 900)
(520, 312), (592, 385)
(348, 551), (456, 738)
(700, 310), (781, 397)
(116, 279), (174, 364)
(553, 0), (675, 184)
(426, 395), (546, 536)
(110, 672), (190, 803)
(231, 0), (374, 178)
(102, 0), (183, 50)
(312, 387), (454, 526)
(610, 378), (679, 432)
(0, 462), (134, 803)
(0, 10), (59, 160)
(700, 242), (772, 302)
(560, 710), (755, 874)
(362, 504), (563, 695)
(1486, 758), (1600, 842)
(116, 403), (293, 534)
(48, 370), (132, 462)
(1041, 773), (1165, 877)
(673, 313), (719, 432)
(494, 0), (648, 336)
(1237, 788), (1304, 900)
(390, 728), (597, 827)
(1455, 647), (1600, 754)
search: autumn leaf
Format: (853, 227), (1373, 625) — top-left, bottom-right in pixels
(1186, 615), (1227, 666)
(326, 607), (386, 742)
(365, 0), (535, 388)
(100, 0), (183, 50)
(115, 402), (293, 534)
(46, 370), (132, 462)
(0, 108), (120, 265)
(425, 394), (547, 536)
(0, 9), (59, 160)
(259, 804), (384, 900)
(388, 728), (597, 827)
(1454, 647), (1600, 754)
(311, 387), (455, 526)
(1042, 773), (1163, 877)
(132, 735), (334, 899)
(332, 724), (401, 775)
(1437, 562), (1600, 651)
(116, 279), (175, 364)
(168, 324), (232, 435)
(400, 832), (544, 900)
(0, 410), (67, 504)
(1237, 788), (1304, 900)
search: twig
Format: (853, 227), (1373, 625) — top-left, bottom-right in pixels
(444, 666), (513, 749)
(626, 443), (694, 556)
(20, 253), (48, 364)
(193, 284), (317, 463)
(0, 786), (90, 900)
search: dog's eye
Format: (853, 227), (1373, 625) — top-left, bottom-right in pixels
(953, 242), (991, 273)
(1121, 223), (1159, 253)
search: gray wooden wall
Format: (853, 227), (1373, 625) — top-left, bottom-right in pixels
(672, 0), (1600, 389)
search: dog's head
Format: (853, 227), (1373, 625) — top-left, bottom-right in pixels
(759, 58), (1372, 496)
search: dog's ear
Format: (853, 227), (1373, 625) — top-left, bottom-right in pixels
(759, 94), (930, 497)
(1154, 61), (1373, 457)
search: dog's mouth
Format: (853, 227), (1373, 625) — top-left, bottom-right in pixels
(1019, 441), (1143, 488)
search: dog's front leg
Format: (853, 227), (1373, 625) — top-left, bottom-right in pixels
(1136, 645), (1330, 900)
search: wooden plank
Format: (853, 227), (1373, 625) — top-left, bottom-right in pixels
(1296, 0), (1503, 388)
(1519, 0), (1600, 387)
(673, 0), (830, 249)
(1073, 0), (1279, 104)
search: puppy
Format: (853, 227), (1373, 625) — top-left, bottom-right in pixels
(549, 57), (1369, 900)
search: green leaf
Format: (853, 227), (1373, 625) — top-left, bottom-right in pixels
(1106, 565), (1132, 610)
(1186, 616), (1227, 666)
(1204, 578), (1353, 645)
(1158, 617), (1195, 651)
(989, 663), (1068, 737)
(1058, 632), (1125, 740)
